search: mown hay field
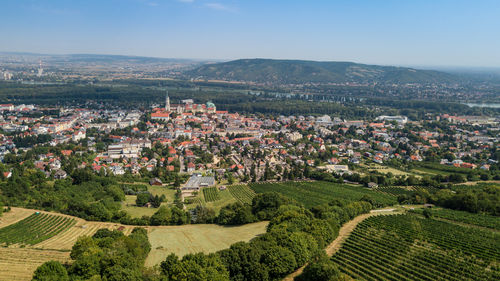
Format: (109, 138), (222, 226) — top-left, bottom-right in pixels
(145, 221), (268, 267)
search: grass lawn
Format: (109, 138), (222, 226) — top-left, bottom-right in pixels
(145, 221), (268, 266)
(121, 186), (178, 218)
(364, 163), (420, 177)
(411, 167), (452, 176)
(148, 185), (177, 203)
(121, 195), (166, 218)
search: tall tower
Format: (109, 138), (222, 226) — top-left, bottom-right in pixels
(37, 60), (43, 77)
(165, 92), (170, 112)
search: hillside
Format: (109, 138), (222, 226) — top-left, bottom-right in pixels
(185, 58), (459, 84)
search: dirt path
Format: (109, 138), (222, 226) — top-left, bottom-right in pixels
(283, 208), (399, 281)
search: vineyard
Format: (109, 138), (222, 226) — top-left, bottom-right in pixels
(374, 186), (415, 196)
(203, 187), (220, 202)
(250, 181), (396, 208)
(228, 185), (256, 205)
(331, 214), (500, 281)
(411, 208), (500, 230)
(35, 220), (134, 250)
(0, 213), (76, 246)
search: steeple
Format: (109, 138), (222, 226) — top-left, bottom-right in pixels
(165, 92), (170, 111)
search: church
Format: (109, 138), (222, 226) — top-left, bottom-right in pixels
(151, 93), (216, 121)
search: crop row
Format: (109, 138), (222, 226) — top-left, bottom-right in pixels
(203, 187), (220, 202)
(331, 214), (499, 281)
(250, 181), (396, 208)
(0, 213), (76, 245)
(228, 185), (256, 205)
(374, 186), (414, 196)
(411, 208), (500, 230)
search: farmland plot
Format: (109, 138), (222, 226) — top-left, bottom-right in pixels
(0, 213), (76, 246)
(228, 185), (256, 205)
(332, 214), (500, 281)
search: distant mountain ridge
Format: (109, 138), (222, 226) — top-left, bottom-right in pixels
(185, 58), (460, 84)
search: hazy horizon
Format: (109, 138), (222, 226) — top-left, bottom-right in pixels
(1, 0), (499, 68)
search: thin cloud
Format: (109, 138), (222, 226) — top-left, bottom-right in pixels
(205, 2), (235, 12)
(177, 0), (195, 3)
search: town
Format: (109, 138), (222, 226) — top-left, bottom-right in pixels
(0, 94), (498, 200)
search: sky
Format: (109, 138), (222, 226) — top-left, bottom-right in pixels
(1, 0), (500, 67)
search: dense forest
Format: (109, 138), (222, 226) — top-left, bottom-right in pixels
(0, 81), (497, 118)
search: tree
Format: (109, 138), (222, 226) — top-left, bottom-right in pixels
(160, 253), (229, 281)
(252, 193), (295, 220)
(150, 206), (172, 225)
(217, 203), (255, 225)
(295, 257), (345, 281)
(174, 176), (181, 188)
(32, 261), (69, 281)
(136, 192), (150, 207)
(423, 208), (432, 219)
(261, 246), (297, 279)
(218, 242), (269, 281)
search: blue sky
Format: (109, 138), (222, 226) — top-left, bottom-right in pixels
(1, 0), (499, 67)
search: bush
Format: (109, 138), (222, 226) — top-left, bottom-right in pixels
(32, 261), (69, 281)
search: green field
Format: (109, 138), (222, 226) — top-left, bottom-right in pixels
(145, 221), (268, 266)
(148, 185), (177, 202)
(250, 181), (396, 208)
(203, 187), (220, 202)
(0, 213), (76, 245)
(186, 188), (237, 213)
(411, 167), (453, 176)
(374, 186), (415, 196)
(412, 208), (500, 230)
(121, 185), (177, 218)
(332, 214), (500, 281)
(228, 185), (256, 205)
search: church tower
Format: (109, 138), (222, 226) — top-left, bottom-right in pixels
(165, 92), (170, 112)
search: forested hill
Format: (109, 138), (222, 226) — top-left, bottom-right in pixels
(185, 59), (460, 84)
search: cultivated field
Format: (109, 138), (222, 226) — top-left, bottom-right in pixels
(0, 248), (70, 281)
(186, 188), (237, 213)
(228, 185), (256, 204)
(411, 208), (500, 231)
(250, 181), (396, 207)
(373, 186), (415, 196)
(331, 214), (500, 280)
(203, 187), (220, 202)
(0, 208), (135, 281)
(0, 207), (268, 279)
(0, 213), (76, 246)
(145, 221), (268, 267)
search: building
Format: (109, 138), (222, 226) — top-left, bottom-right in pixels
(107, 139), (151, 159)
(376, 115), (408, 124)
(183, 175), (215, 191)
(149, 178), (163, 186)
(54, 169), (68, 179)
